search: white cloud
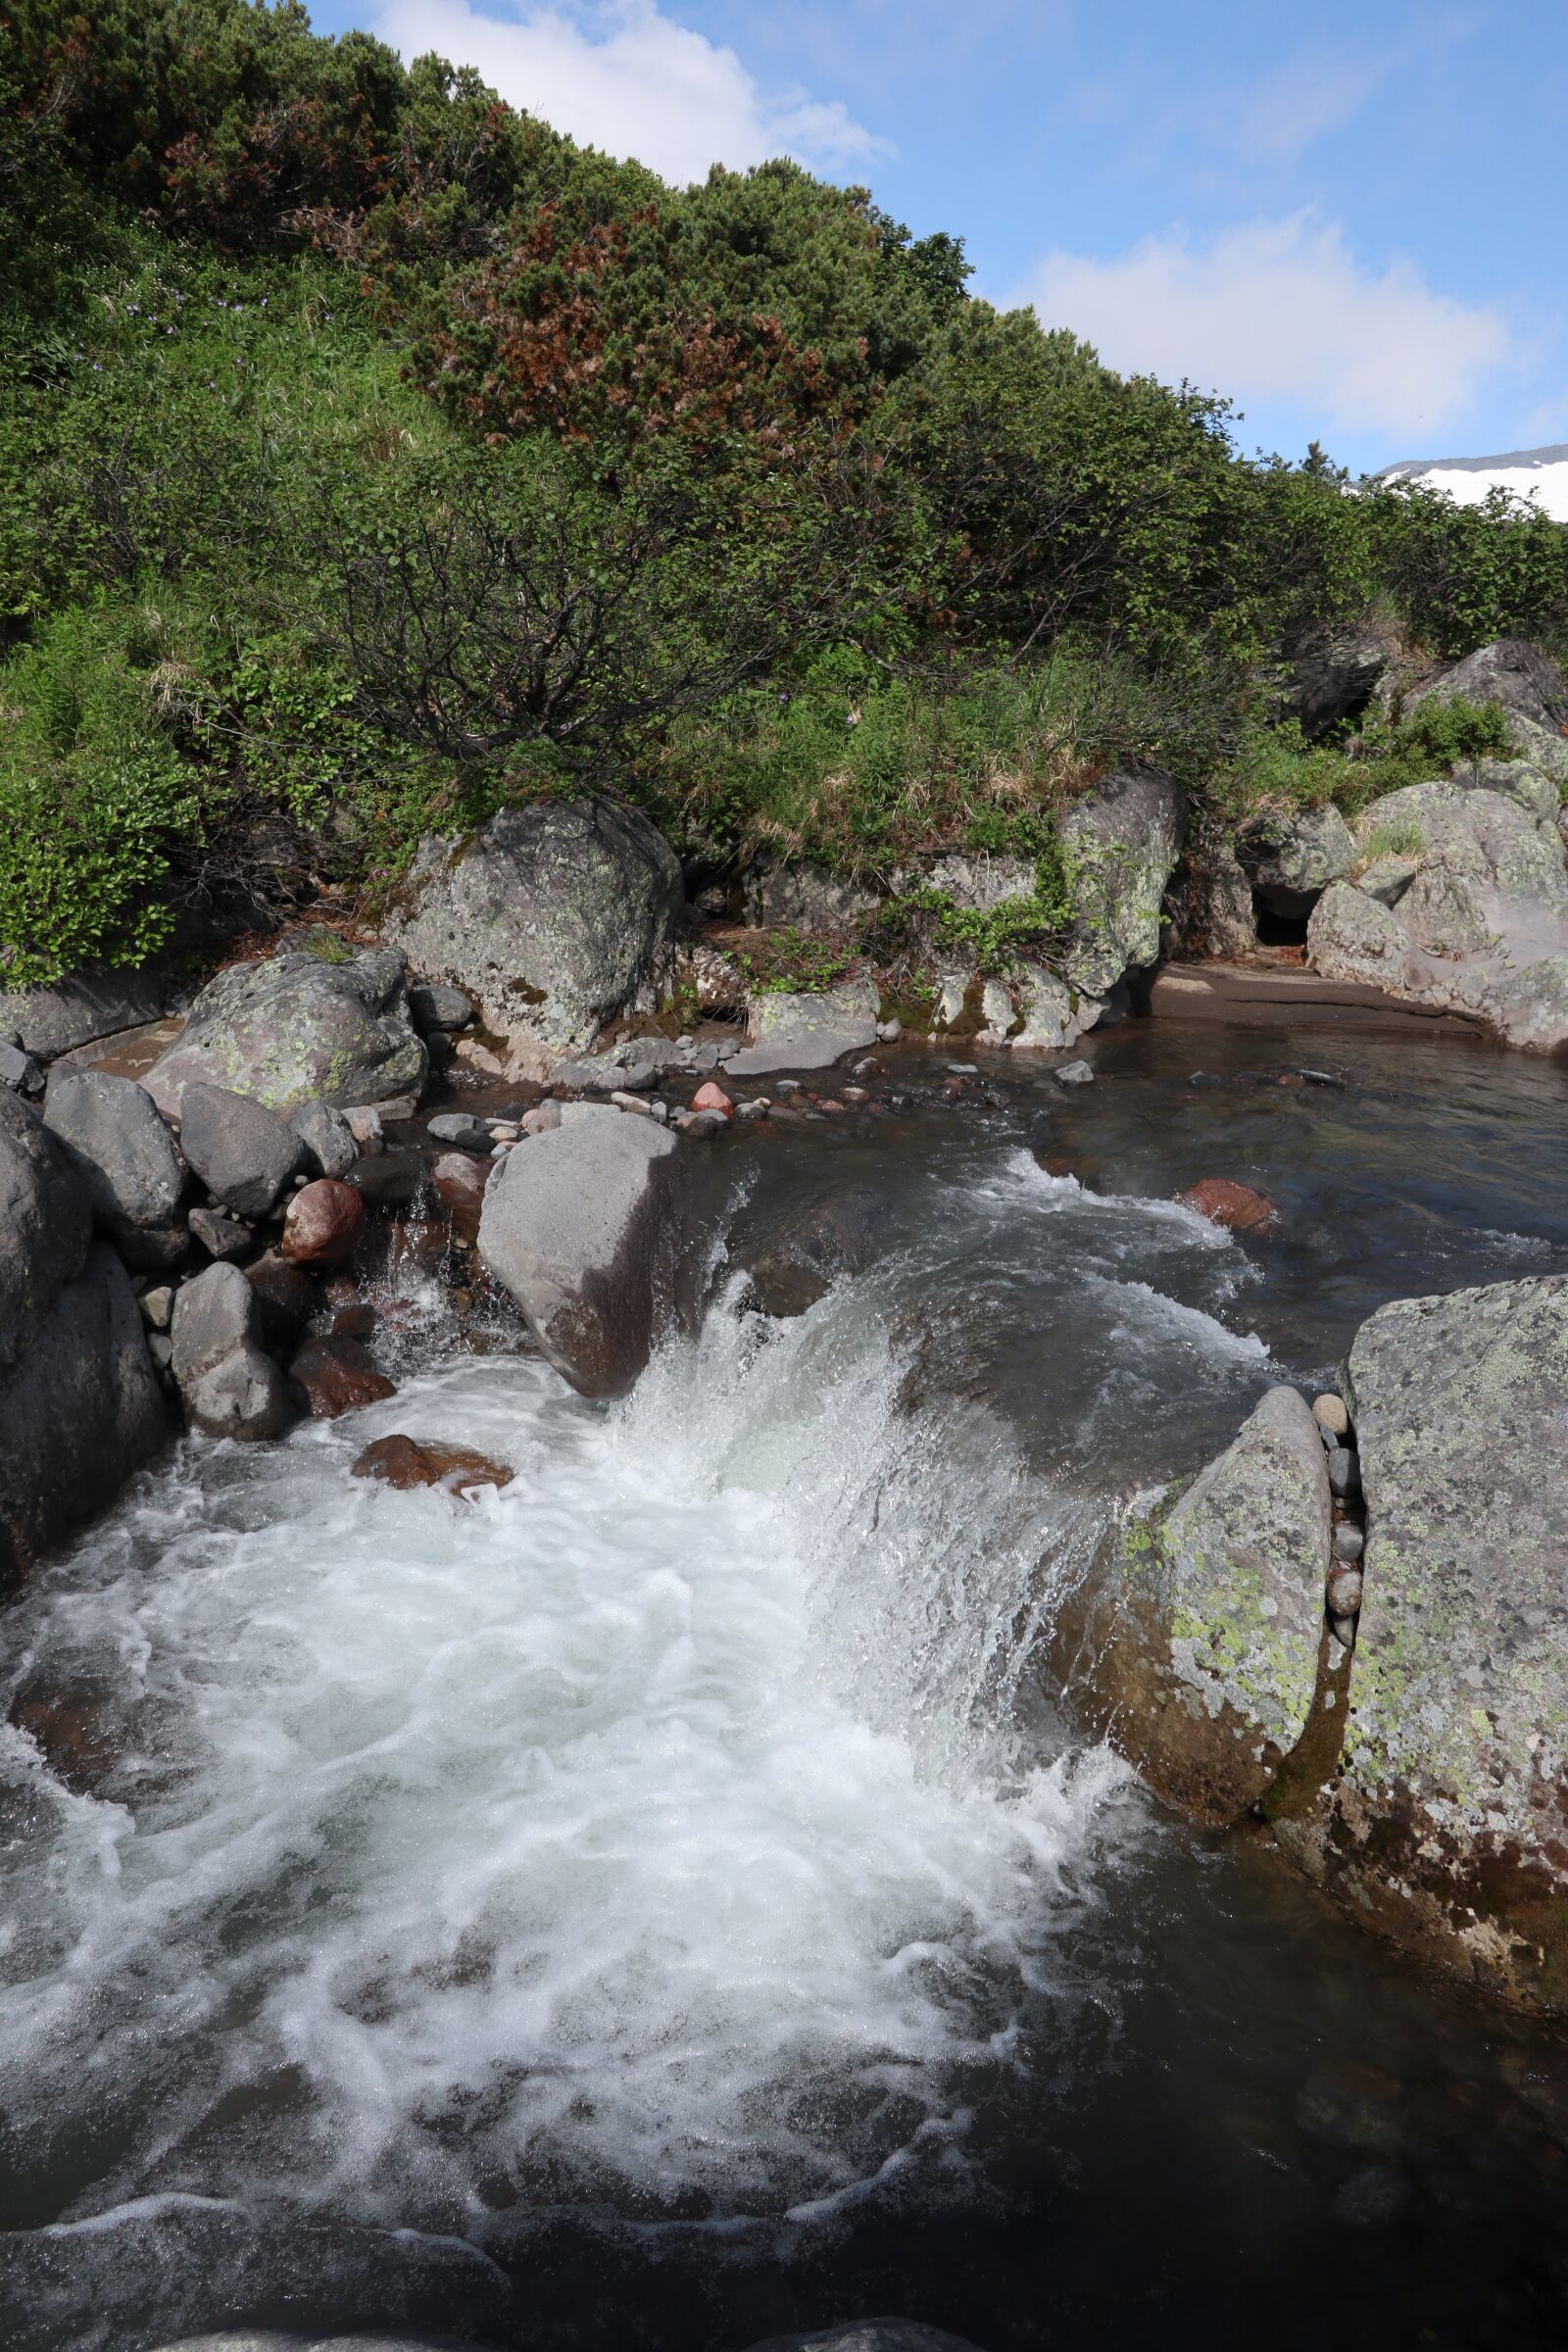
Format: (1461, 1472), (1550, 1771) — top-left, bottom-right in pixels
(1016, 214), (1514, 442)
(368, 0), (889, 184)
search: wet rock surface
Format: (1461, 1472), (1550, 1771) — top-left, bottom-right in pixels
(288, 1334), (397, 1418)
(1176, 1177), (1280, 1234)
(351, 1433), (514, 1491)
(280, 1179), (367, 1269)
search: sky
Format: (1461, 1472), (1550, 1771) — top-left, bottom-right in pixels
(306, 0), (1568, 477)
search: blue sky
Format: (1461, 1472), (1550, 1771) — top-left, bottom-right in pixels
(307, 0), (1567, 476)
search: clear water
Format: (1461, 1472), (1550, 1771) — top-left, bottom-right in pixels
(2, 1023), (1566, 2351)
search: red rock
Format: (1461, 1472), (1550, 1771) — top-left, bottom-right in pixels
(352, 1434), (514, 1493)
(331, 1302), (376, 1340)
(280, 1179), (366, 1269)
(692, 1081), (733, 1117)
(289, 1334), (396, 1418)
(8, 1684), (122, 1794)
(1176, 1178), (1280, 1235)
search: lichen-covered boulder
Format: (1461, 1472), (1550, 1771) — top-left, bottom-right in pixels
(144, 950), (426, 1117)
(723, 978), (880, 1076)
(1307, 776), (1568, 1049)
(1052, 1385), (1335, 1825)
(1238, 803), (1357, 916)
(385, 794), (683, 1053)
(478, 1103), (684, 1396)
(1057, 767), (1185, 996)
(0, 1091), (166, 1578)
(1292, 1279), (1568, 2010)
(741, 856), (879, 930)
(1405, 635), (1567, 733)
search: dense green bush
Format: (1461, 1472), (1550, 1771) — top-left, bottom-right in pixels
(1, 0), (1563, 986)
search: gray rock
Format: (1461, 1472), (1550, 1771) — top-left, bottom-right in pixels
(291, 1097), (358, 1179)
(187, 1204), (254, 1260)
(145, 950), (426, 1117)
(1165, 836), (1257, 961)
(1333, 1523), (1365, 1562)
(916, 852), (1038, 913)
(478, 1102), (683, 1396)
(177, 1084), (305, 1216)
(1053, 1058), (1095, 1085)
(1239, 804), (1357, 916)
(140, 1285), (174, 1330)
(42, 1067), (185, 1262)
(1290, 1276), (1568, 2009)
(427, 1111), (492, 1152)
(1051, 1385), (1333, 1824)
(0, 965), (175, 1060)
(0, 1038), (43, 1095)
(406, 980), (474, 1034)
(1011, 966), (1085, 1053)
(171, 1261), (292, 1440)
(1404, 636), (1567, 734)
(0, 1092), (166, 1579)
(1057, 766), (1185, 996)
(148, 1330), (173, 1371)
(1326, 1446), (1361, 1499)
(747, 2326), (984, 2352)
(741, 856), (879, 930)
(1280, 620), (1394, 736)
(723, 979), (880, 1076)
(385, 794), (683, 1051)
(520, 1102), (562, 1135)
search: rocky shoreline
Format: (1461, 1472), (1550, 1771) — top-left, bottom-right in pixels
(3, 641), (1567, 2023)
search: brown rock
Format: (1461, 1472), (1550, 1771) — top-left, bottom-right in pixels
(331, 1302), (376, 1340)
(8, 1682), (122, 1794)
(1175, 1177), (1280, 1235)
(289, 1334), (395, 1418)
(244, 1251), (318, 1352)
(352, 1434), (513, 1493)
(280, 1178), (367, 1269)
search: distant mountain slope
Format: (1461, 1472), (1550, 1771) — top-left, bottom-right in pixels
(1381, 443), (1568, 521)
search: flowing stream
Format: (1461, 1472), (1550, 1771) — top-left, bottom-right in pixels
(3, 1025), (1567, 2350)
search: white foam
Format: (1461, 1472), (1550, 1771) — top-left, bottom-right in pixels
(0, 1304), (1131, 2235)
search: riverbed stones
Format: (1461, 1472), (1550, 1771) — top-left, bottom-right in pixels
(1057, 766), (1185, 997)
(723, 979), (880, 1077)
(171, 1261), (292, 1441)
(288, 1333), (396, 1417)
(176, 1083), (305, 1216)
(427, 1111), (492, 1152)
(280, 1178), (366, 1269)
(1284, 1276), (1568, 2010)
(1053, 1385), (1334, 1825)
(385, 794), (683, 1052)
(290, 1097), (358, 1180)
(42, 1066), (187, 1267)
(352, 1433), (514, 1492)
(1176, 1177), (1280, 1235)
(0, 1094), (168, 1578)
(478, 1102), (683, 1396)
(144, 949), (426, 1116)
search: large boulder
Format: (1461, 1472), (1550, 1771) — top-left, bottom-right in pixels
(1278, 1279), (1568, 2011)
(176, 1084), (305, 1216)
(384, 794), (683, 1053)
(1057, 767), (1185, 996)
(1051, 1385), (1336, 1826)
(1237, 803), (1357, 917)
(723, 978), (880, 1076)
(41, 1066), (186, 1268)
(0, 965), (176, 1061)
(477, 1103), (684, 1396)
(144, 950), (426, 1117)
(1405, 636), (1567, 733)
(170, 1261), (292, 1440)
(1307, 772), (1568, 1049)
(1278, 618), (1396, 736)
(0, 1091), (167, 1579)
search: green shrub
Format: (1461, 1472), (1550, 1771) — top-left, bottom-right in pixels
(0, 605), (203, 982)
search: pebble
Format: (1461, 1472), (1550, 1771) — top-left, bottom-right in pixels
(427, 1112), (491, 1152)
(1326, 1446), (1361, 1500)
(148, 1333), (173, 1372)
(686, 1110), (728, 1138)
(776, 1078), (802, 1095)
(1312, 1393), (1350, 1438)
(1333, 1524), (1365, 1563)
(946, 1062), (979, 1074)
(841, 1086), (869, 1104)
(1054, 1059), (1095, 1085)
(1327, 1566), (1364, 1617)
(876, 1018), (902, 1041)
(610, 1090), (654, 1116)
(139, 1286), (174, 1331)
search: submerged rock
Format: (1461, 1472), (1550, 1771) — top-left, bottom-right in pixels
(145, 949), (426, 1116)
(478, 1102), (683, 1396)
(1176, 1177), (1280, 1235)
(385, 794), (683, 1053)
(1053, 1385), (1334, 1824)
(352, 1433), (514, 1492)
(0, 1092), (167, 1579)
(288, 1333), (396, 1418)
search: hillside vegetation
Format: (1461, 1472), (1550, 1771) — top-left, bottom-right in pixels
(4, 0), (1568, 985)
